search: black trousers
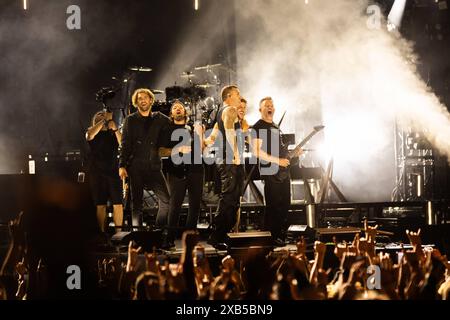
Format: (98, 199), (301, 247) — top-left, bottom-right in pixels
(129, 165), (170, 228)
(167, 169), (204, 239)
(210, 164), (244, 242)
(88, 170), (122, 206)
(263, 177), (291, 240)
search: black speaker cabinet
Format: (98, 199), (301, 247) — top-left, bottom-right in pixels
(111, 230), (163, 252)
(316, 227), (360, 243)
(226, 231), (273, 248)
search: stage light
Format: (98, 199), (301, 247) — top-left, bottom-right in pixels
(387, 0), (407, 31)
(387, 21), (397, 32)
(23, 0), (27, 10)
(317, 113), (390, 166)
(194, 0), (199, 11)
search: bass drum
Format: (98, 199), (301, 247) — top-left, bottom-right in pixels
(165, 86), (184, 102)
(152, 100), (171, 117)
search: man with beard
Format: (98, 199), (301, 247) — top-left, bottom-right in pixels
(251, 97), (302, 246)
(119, 88), (171, 240)
(159, 100), (204, 248)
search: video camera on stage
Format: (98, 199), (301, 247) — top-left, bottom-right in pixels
(95, 86), (117, 112)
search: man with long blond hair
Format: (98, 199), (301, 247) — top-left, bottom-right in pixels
(119, 88), (171, 243)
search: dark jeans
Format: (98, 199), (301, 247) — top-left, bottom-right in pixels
(264, 177), (291, 240)
(167, 169), (204, 240)
(129, 165), (170, 228)
(210, 164), (244, 243)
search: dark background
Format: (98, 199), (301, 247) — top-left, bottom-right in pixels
(0, 0), (449, 172)
(0, 0), (449, 298)
(0, 0), (237, 174)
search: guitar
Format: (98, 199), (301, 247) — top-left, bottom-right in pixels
(270, 125), (325, 182)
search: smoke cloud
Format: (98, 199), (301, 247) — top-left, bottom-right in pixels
(0, 1), (136, 173)
(235, 0), (450, 201)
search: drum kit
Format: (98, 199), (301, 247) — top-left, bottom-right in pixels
(153, 63), (231, 127)
(99, 63), (235, 127)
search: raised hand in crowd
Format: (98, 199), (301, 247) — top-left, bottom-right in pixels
(309, 241), (326, 285)
(1, 212), (26, 277)
(126, 241), (142, 273)
(193, 245), (213, 298)
(406, 229), (425, 263)
(145, 252), (159, 274)
(221, 255), (245, 294)
(333, 238), (347, 260)
(15, 257), (27, 300)
(364, 219), (378, 244)
(295, 236), (308, 260)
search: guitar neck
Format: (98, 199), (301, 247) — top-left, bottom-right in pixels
(288, 130), (319, 160)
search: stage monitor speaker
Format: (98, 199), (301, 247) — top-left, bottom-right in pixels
(226, 231), (273, 248)
(316, 227), (360, 243)
(111, 230), (162, 252)
(286, 224), (316, 243)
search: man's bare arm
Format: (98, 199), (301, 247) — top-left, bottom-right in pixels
(204, 123), (219, 146)
(251, 138), (288, 166)
(86, 119), (105, 141)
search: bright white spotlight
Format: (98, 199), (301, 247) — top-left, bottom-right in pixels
(194, 0), (199, 11)
(387, 0), (407, 31)
(387, 21), (397, 32)
(23, 0), (27, 10)
(318, 113), (390, 166)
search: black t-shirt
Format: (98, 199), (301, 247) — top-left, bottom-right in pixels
(161, 122), (203, 177)
(88, 130), (119, 176)
(252, 119), (287, 165)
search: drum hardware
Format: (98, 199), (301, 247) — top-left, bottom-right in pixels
(129, 66), (152, 72)
(195, 82), (215, 89)
(194, 63), (222, 71)
(180, 71), (196, 78)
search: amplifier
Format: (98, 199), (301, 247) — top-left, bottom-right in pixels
(226, 231), (273, 248)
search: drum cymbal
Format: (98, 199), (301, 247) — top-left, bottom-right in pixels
(194, 63), (222, 71)
(151, 89), (164, 94)
(180, 71), (196, 78)
(129, 66), (152, 72)
(196, 83), (215, 89)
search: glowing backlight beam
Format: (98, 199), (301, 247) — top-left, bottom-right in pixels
(387, 0), (407, 30)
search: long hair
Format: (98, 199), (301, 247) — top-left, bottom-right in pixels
(131, 88), (155, 108)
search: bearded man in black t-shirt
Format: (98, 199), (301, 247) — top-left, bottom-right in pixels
(159, 101), (204, 247)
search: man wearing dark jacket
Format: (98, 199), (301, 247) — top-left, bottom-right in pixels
(119, 88), (171, 233)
